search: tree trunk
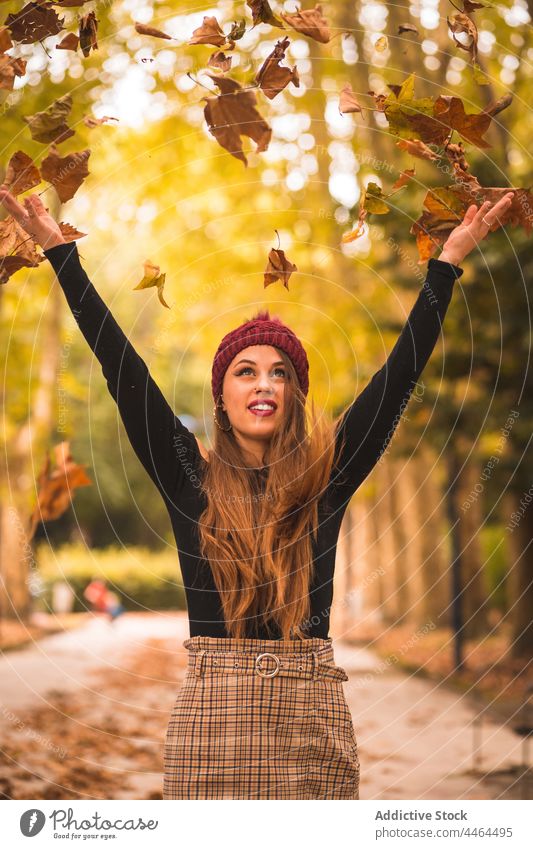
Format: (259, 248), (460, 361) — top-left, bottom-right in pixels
(503, 490), (533, 660)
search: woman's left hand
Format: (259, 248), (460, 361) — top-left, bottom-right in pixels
(438, 191), (515, 266)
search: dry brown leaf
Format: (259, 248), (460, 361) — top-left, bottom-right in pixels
(339, 82), (363, 115)
(5, 1), (64, 44)
(79, 10), (98, 57)
(396, 138), (440, 161)
(264, 246), (297, 289)
(83, 114), (119, 128)
(398, 23), (419, 35)
(58, 221), (87, 241)
(374, 35), (388, 52)
(56, 32), (79, 51)
(447, 12), (478, 62)
(4, 150), (41, 195)
(134, 22), (172, 40)
(280, 4), (331, 44)
(29, 441), (92, 539)
(255, 36), (299, 100)
(391, 167), (415, 190)
(0, 24), (12, 51)
(188, 15), (227, 47)
(203, 74), (271, 166)
(40, 146), (90, 202)
(23, 94), (75, 144)
(207, 50), (232, 73)
(247, 0), (285, 28)
(0, 53), (27, 91)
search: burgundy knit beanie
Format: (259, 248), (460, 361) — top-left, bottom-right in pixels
(211, 309), (309, 401)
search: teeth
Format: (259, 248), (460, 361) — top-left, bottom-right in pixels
(251, 404), (273, 410)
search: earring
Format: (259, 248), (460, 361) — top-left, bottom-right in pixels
(213, 397), (232, 432)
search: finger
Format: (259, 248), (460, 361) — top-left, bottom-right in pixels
(472, 200), (492, 227)
(477, 193), (514, 229)
(0, 186), (28, 223)
(462, 204), (478, 226)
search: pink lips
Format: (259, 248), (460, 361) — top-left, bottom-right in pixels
(248, 401), (276, 417)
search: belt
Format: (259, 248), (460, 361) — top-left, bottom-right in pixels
(188, 649), (348, 682)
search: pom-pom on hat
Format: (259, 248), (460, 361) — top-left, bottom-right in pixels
(211, 309), (309, 401)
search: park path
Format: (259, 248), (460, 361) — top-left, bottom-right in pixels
(0, 613), (526, 799)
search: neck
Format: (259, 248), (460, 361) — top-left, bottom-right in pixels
(235, 433), (269, 468)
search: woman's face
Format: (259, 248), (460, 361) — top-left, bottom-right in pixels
(220, 344), (286, 448)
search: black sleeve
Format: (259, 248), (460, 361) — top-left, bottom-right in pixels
(43, 241), (201, 503)
(331, 257), (464, 497)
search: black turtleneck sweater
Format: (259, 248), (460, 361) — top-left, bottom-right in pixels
(43, 241), (463, 639)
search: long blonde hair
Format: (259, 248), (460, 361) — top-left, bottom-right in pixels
(198, 347), (340, 640)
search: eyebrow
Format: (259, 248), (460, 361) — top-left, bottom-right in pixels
(234, 358), (285, 367)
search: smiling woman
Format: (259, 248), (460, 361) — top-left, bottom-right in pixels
(0, 180), (513, 799)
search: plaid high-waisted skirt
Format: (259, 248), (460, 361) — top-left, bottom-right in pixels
(163, 634), (360, 800)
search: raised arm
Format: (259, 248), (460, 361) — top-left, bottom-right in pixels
(331, 257), (463, 496)
(330, 191), (515, 499)
(43, 241), (201, 502)
(0, 184), (200, 503)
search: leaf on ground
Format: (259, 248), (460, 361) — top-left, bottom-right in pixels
(5, 2), (64, 44)
(207, 50), (232, 72)
(29, 441), (92, 538)
(4, 151), (41, 195)
(79, 10), (98, 57)
(255, 36), (299, 100)
(0, 53), (27, 90)
(339, 83), (363, 115)
(56, 32), (79, 51)
(23, 94), (75, 144)
(395, 138), (439, 160)
(40, 146), (90, 202)
(280, 4), (331, 44)
(203, 74), (271, 165)
(133, 259), (169, 309)
(247, 0), (285, 28)
(188, 15), (227, 47)
(134, 22), (173, 40)
(264, 245), (297, 289)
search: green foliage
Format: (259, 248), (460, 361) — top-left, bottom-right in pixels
(36, 543), (186, 611)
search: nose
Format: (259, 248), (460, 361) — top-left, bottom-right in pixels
(255, 371), (275, 393)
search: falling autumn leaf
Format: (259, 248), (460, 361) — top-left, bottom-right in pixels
(395, 138), (439, 161)
(247, 0), (285, 28)
(374, 35), (388, 52)
(133, 259), (169, 309)
(339, 82), (363, 116)
(188, 15), (227, 47)
(23, 94), (75, 144)
(447, 12), (478, 62)
(280, 4), (331, 44)
(411, 180), (532, 262)
(0, 53), (27, 91)
(391, 168), (415, 190)
(0, 214), (44, 284)
(264, 245), (297, 289)
(482, 92), (513, 118)
(207, 50), (232, 73)
(0, 24), (12, 52)
(255, 36), (299, 100)
(28, 441), (92, 540)
(226, 20), (246, 47)
(134, 22), (173, 40)
(5, 2), (64, 45)
(83, 114), (119, 128)
(58, 220), (87, 241)
(398, 23), (419, 35)
(40, 146), (90, 203)
(203, 73), (272, 166)
(79, 10), (98, 57)
(56, 32), (79, 51)
(4, 150), (41, 195)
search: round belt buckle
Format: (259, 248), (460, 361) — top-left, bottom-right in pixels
(255, 652), (281, 678)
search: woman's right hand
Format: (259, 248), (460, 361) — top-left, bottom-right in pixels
(0, 185), (67, 250)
